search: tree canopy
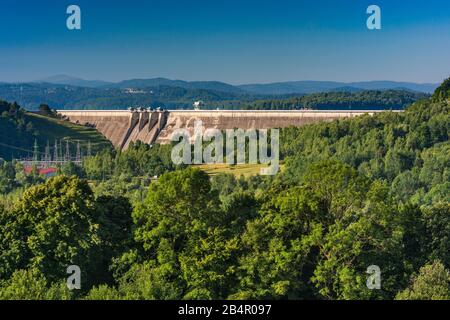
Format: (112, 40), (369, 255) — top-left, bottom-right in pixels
(0, 78), (449, 300)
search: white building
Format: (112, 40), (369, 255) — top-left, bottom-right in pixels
(193, 100), (205, 110)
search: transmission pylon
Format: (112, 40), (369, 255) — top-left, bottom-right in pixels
(54, 140), (58, 162)
(87, 140), (92, 157)
(33, 139), (39, 162)
(59, 140), (63, 162)
(65, 140), (70, 162)
(44, 140), (50, 164)
(76, 140), (81, 162)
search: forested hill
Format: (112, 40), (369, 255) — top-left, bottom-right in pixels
(0, 79), (448, 300)
(280, 80), (449, 206)
(0, 83), (262, 110)
(241, 90), (428, 110)
(0, 82), (427, 110)
(0, 100), (111, 161)
(431, 77), (450, 102)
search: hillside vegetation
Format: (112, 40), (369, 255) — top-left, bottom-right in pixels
(0, 82), (427, 111)
(242, 90), (428, 110)
(0, 100), (112, 160)
(432, 77), (450, 102)
(0, 78), (448, 300)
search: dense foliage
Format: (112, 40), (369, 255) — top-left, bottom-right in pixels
(0, 83), (425, 111)
(0, 83), (259, 110)
(0, 79), (449, 300)
(0, 100), (112, 160)
(242, 90), (428, 110)
(0, 101), (39, 158)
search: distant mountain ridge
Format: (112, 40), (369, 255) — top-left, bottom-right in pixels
(0, 75), (436, 110)
(0, 82), (258, 110)
(104, 78), (246, 94)
(25, 75), (439, 94)
(239, 80), (439, 95)
(35, 75), (112, 88)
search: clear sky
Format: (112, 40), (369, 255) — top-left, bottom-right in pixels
(1, 0), (449, 84)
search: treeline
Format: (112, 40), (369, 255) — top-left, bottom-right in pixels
(0, 100), (112, 161)
(280, 96), (449, 206)
(0, 79), (448, 300)
(0, 101), (40, 158)
(1, 83), (427, 111)
(241, 90), (428, 110)
(0, 142), (176, 202)
(0, 164), (448, 299)
(0, 83), (260, 110)
(0, 101), (58, 149)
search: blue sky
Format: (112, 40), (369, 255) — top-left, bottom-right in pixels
(1, 0), (449, 84)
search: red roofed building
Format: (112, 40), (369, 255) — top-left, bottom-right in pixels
(23, 166), (58, 178)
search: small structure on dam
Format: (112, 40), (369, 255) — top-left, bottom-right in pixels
(58, 109), (387, 150)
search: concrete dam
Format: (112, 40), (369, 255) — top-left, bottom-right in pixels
(57, 109), (385, 150)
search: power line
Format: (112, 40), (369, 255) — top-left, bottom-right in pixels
(0, 141), (42, 154)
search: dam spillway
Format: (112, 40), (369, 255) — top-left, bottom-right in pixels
(57, 109), (387, 150)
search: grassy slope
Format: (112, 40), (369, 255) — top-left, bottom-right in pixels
(0, 113), (112, 160)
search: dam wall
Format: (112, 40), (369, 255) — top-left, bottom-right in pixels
(57, 110), (139, 148)
(58, 109), (386, 150)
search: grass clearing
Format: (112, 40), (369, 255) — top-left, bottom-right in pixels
(25, 113), (112, 151)
(194, 163), (284, 177)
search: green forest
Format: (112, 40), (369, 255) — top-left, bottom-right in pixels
(0, 82), (426, 111)
(240, 90), (428, 110)
(0, 79), (448, 300)
(0, 102), (111, 161)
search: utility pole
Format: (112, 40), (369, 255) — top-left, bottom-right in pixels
(54, 140), (58, 162)
(87, 140), (92, 157)
(33, 139), (39, 163)
(76, 140), (81, 163)
(44, 141), (50, 165)
(65, 140), (71, 162)
(59, 140), (63, 162)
